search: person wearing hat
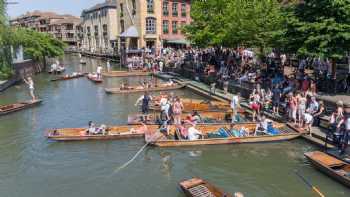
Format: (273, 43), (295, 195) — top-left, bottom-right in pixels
(187, 121), (203, 140)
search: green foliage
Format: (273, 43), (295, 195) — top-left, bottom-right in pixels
(0, 0), (14, 80)
(12, 28), (67, 61)
(184, 0), (286, 54)
(284, 0), (350, 59)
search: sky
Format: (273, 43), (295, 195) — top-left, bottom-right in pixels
(6, 0), (104, 18)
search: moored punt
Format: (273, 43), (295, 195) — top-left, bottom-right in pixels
(145, 123), (300, 147)
(127, 111), (234, 125)
(179, 178), (233, 197)
(304, 151), (350, 188)
(0, 99), (42, 116)
(48, 67), (65, 74)
(87, 75), (103, 83)
(105, 83), (185, 94)
(50, 73), (86, 81)
(149, 98), (233, 112)
(102, 71), (151, 77)
(46, 125), (160, 141)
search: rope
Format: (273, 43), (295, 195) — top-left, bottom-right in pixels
(113, 132), (161, 174)
(114, 142), (149, 174)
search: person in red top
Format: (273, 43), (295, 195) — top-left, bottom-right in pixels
(301, 76), (310, 92)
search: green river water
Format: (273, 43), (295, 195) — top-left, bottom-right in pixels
(0, 54), (349, 197)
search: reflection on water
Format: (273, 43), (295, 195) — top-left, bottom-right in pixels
(0, 54), (349, 197)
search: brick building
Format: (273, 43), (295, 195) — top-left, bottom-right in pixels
(10, 11), (81, 46)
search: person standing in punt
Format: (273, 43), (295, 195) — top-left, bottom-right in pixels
(96, 65), (103, 79)
(23, 76), (36, 101)
(106, 60), (111, 72)
(338, 102), (350, 154)
(173, 97), (184, 125)
(135, 92), (152, 121)
(230, 93), (240, 123)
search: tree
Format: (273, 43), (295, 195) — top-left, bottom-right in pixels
(184, 0), (286, 56)
(0, 0), (14, 80)
(284, 0), (350, 75)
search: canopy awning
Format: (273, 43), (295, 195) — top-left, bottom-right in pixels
(164, 39), (190, 45)
(120, 26), (139, 38)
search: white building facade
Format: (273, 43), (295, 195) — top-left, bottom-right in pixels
(80, 0), (119, 53)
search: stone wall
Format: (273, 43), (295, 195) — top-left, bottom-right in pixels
(0, 59), (44, 92)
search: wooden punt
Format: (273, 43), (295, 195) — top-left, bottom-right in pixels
(48, 67), (65, 74)
(179, 178), (233, 197)
(102, 71), (151, 77)
(105, 84), (185, 94)
(145, 122), (300, 147)
(305, 151), (350, 187)
(127, 111), (234, 125)
(87, 75), (103, 83)
(46, 123), (269, 142)
(46, 125), (160, 141)
(149, 99), (232, 112)
(50, 73), (86, 81)
(0, 99), (42, 116)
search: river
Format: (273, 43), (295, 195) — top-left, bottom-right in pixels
(0, 54), (349, 197)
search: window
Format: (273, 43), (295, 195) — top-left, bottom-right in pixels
(163, 20), (169, 34)
(172, 21), (177, 34)
(172, 2), (178, 16)
(146, 17), (156, 34)
(147, 0), (154, 13)
(103, 24), (107, 32)
(120, 20), (125, 33)
(132, 0), (136, 15)
(94, 25), (98, 36)
(163, 1), (169, 16)
(120, 3), (124, 17)
(181, 2), (186, 17)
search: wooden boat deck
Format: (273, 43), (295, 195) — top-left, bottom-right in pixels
(179, 178), (233, 197)
(0, 100), (42, 116)
(145, 122), (298, 147)
(102, 71), (151, 77)
(50, 74), (85, 81)
(46, 125), (159, 141)
(305, 151), (350, 187)
(105, 84), (185, 94)
(127, 111), (234, 125)
(305, 151), (346, 167)
(87, 75), (103, 83)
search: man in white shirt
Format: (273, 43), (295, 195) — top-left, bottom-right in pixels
(160, 97), (170, 120)
(188, 126), (202, 140)
(106, 60), (111, 72)
(96, 65), (103, 79)
(231, 94), (240, 123)
(159, 61), (164, 72)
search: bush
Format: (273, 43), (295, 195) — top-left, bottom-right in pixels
(0, 64), (14, 80)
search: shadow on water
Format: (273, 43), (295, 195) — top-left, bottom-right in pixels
(0, 54), (349, 197)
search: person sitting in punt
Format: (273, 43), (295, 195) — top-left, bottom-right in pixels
(163, 79), (175, 87)
(87, 121), (96, 134)
(190, 111), (202, 124)
(174, 121), (188, 140)
(255, 115), (270, 135)
(187, 121), (203, 140)
(228, 123), (243, 137)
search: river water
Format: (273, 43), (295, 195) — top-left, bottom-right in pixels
(0, 54), (349, 197)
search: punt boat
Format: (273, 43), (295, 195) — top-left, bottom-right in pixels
(305, 151), (350, 188)
(179, 178), (233, 197)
